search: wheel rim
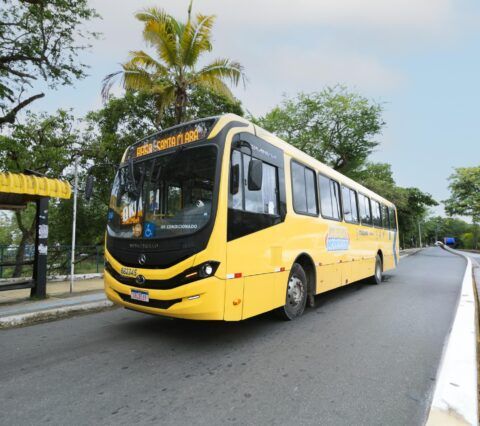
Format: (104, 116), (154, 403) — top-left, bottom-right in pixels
(375, 262), (382, 282)
(287, 275), (304, 308)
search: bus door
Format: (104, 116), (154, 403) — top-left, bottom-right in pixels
(224, 134), (286, 320)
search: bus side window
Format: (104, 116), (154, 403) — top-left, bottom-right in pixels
(342, 186), (352, 221)
(229, 150), (243, 210)
(350, 189), (359, 223)
(359, 194), (372, 226)
(260, 162), (279, 215)
(342, 186), (359, 223)
(388, 207), (397, 230)
(243, 154), (279, 215)
(330, 180), (341, 219)
(381, 205), (389, 229)
(372, 200), (382, 227)
(292, 161), (318, 216)
(319, 175), (341, 220)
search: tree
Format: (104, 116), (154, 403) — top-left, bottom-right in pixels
(353, 163), (437, 247)
(0, 109), (78, 275)
(350, 162), (396, 199)
(0, 211), (16, 245)
(102, 3), (245, 125)
(396, 187), (437, 248)
(423, 216), (474, 247)
(255, 86), (384, 175)
(0, 0), (99, 126)
(444, 166), (480, 248)
(83, 87), (244, 208)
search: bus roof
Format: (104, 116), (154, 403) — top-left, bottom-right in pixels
(123, 113), (395, 209)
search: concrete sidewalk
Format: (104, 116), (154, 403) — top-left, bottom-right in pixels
(0, 276), (104, 305)
(0, 277), (113, 329)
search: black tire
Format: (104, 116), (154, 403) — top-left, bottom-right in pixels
(370, 254), (383, 285)
(277, 263), (308, 320)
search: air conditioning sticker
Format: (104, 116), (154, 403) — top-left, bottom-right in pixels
(326, 226), (349, 251)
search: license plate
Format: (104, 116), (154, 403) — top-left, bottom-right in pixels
(131, 289), (149, 302)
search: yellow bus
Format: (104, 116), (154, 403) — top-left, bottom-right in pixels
(104, 114), (399, 321)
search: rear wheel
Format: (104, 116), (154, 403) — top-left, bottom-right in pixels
(277, 263), (307, 320)
(370, 254), (383, 285)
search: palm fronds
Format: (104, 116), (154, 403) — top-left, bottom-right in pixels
(102, 6), (246, 123)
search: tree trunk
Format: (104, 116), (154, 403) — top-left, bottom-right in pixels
(12, 211), (35, 278)
(174, 89), (187, 124)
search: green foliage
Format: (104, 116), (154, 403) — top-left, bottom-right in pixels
(184, 85), (244, 121)
(444, 166), (480, 249)
(0, 212), (16, 245)
(0, 110), (79, 275)
(350, 162), (397, 199)
(444, 166), (480, 223)
(49, 198), (106, 246)
(353, 163), (437, 247)
(423, 216), (476, 248)
(255, 86), (384, 175)
(0, 0), (99, 125)
(0, 109), (78, 175)
(460, 233), (474, 249)
(256, 88), (438, 248)
(102, 4), (244, 124)
(83, 88), (244, 206)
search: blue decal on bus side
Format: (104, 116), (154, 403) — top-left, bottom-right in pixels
(326, 237), (349, 251)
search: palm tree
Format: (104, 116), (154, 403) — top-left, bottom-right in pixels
(102, 2), (245, 125)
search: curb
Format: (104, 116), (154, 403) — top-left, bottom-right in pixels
(426, 246), (478, 425)
(399, 248), (423, 259)
(0, 298), (115, 329)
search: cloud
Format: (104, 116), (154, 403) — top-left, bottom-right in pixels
(230, 46), (406, 114)
(213, 0), (455, 32)
(33, 0), (478, 117)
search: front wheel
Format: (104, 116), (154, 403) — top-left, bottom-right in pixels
(277, 263), (307, 320)
(370, 254), (383, 285)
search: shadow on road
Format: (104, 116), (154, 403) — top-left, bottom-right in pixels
(113, 277), (383, 348)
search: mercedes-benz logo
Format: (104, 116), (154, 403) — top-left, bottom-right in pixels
(135, 275), (146, 286)
(138, 253), (147, 265)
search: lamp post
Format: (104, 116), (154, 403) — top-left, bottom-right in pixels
(70, 155), (79, 293)
(418, 221), (422, 248)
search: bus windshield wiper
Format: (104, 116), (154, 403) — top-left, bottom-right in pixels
(126, 157), (137, 197)
(134, 164), (146, 218)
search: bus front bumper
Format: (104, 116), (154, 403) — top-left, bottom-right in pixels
(104, 269), (225, 320)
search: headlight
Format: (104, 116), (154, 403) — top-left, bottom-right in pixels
(182, 261), (220, 283)
(199, 263), (214, 278)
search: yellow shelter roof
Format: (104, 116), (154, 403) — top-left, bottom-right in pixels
(0, 172), (71, 209)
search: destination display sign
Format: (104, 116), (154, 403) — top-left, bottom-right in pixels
(132, 119), (215, 160)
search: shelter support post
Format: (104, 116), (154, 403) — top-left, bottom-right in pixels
(31, 197), (49, 298)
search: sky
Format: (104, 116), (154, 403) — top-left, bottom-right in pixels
(32, 0), (480, 216)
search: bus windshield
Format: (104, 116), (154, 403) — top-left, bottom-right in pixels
(107, 145), (217, 239)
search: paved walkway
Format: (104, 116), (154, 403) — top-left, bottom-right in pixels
(0, 277), (104, 306)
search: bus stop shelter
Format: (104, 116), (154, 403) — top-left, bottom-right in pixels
(0, 172), (71, 298)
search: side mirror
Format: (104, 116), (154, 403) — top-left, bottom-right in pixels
(230, 164), (240, 194)
(248, 159), (263, 191)
(84, 174), (94, 201)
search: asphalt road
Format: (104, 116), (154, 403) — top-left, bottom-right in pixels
(0, 247), (466, 426)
